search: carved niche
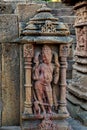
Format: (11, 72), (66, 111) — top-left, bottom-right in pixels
(76, 26), (87, 52)
(32, 45), (60, 115)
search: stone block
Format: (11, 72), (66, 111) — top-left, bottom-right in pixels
(0, 2), (13, 14)
(2, 43), (20, 126)
(0, 14), (19, 42)
(51, 8), (74, 17)
(15, 3), (42, 22)
(77, 112), (87, 126)
(1, 126), (21, 130)
(47, 2), (69, 9)
(22, 116), (71, 130)
(67, 100), (80, 118)
(59, 16), (76, 25)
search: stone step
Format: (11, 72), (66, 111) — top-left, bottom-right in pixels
(58, 16), (76, 24)
(51, 8), (74, 16)
(68, 84), (87, 100)
(0, 126), (21, 130)
(67, 92), (87, 110)
(47, 2), (73, 9)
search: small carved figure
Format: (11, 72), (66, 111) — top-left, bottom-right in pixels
(76, 27), (86, 51)
(33, 45), (60, 115)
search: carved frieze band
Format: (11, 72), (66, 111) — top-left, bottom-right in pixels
(76, 27), (87, 52)
(75, 6), (87, 25)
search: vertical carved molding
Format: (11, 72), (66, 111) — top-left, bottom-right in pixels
(23, 44), (33, 114)
(59, 44), (69, 114)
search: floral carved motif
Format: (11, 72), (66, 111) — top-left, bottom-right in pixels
(41, 20), (56, 33)
(24, 44), (34, 58)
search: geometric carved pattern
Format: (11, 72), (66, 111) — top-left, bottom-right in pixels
(24, 44), (34, 58)
(41, 20), (56, 33)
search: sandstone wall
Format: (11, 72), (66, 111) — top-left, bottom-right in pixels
(0, 0), (76, 126)
(0, 1), (20, 126)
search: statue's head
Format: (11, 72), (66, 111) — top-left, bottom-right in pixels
(42, 45), (52, 64)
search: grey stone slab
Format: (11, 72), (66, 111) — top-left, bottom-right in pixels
(2, 43), (20, 126)
(59, 16), (76, 24)
(0, 14), (19, 42)
(15, 3), (42, 22)
(67, 118), (87, 130)
(0, 2), (13, 14)
(0, 126), (21, 130)
(51, 8), (74, 17)
(77, 112), (87, 126)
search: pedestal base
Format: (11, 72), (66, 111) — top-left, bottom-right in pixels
(22, 114), (71, 130)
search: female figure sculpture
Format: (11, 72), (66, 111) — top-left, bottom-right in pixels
(33, 45), (60, 115)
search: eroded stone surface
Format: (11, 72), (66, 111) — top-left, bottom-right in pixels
(0, 15), (19, 42)
(2, 43), (20, 126)
(15, 3), (42, 22)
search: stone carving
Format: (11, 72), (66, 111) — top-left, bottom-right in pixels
(59, 45), (69, 57)
(75, 7), (87, 25)
(76, 27), (87, 51)
(33, 45), (60, 115)
(24, 44), (34, 58)
(41, 20), (56, 33)
(39, 116), (58, 130)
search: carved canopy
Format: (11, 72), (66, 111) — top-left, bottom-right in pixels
(19, 5), (72, 45)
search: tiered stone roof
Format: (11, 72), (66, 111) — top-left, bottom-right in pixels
(20, 5), (72, 44)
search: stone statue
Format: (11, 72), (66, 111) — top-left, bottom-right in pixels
(33, 45), (60, 115)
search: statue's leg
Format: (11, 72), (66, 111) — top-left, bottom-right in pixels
(45, 85), (53, 113)
(35, 81), (46, 113)
(52, 84), (58, 110)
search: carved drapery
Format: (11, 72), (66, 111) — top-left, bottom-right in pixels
(23, 44), (33, 114)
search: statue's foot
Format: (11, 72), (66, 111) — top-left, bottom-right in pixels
(58, 107), (69, 116)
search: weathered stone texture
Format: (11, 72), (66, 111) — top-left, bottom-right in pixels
(2, 43), (20, 126)
(0, 2), (13, 14)
(0, 15), (19, 42)
(50, 6), (76, 80)
(51, 8), (74, 16)
(47, 2), (69, 9)
(15, 3), (42, 34)
(15, 4), (42, 22)
(0, 44), (2, 126)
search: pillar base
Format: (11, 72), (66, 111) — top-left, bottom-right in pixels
(21, 113), (71, 130)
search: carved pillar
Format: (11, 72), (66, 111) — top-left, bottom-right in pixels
(59, 44), (69, 114)
(23, 44), (33, 114)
